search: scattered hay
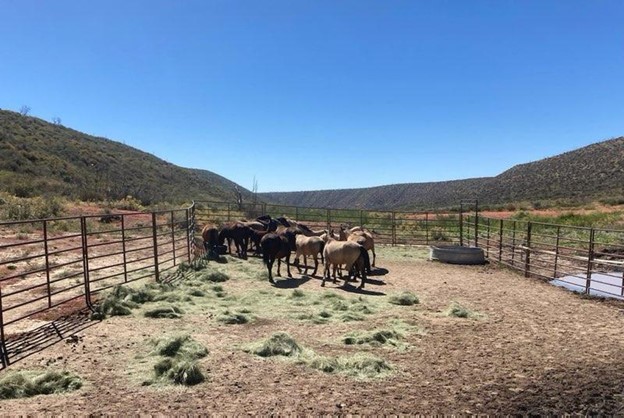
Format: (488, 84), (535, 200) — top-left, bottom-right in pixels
(152, 335), (208, 359)
(389, 291), (419, 306)
(340, 312), (365, 322)
(216, 310), (252, 325)
(291, 289), (306, 298)
(196, 270), (229, 283)
(148, 335), (208, 386)
(187, 288), (206, 297)
(245, 332), (302, 357)
(306, 353), (392, 379)
(0, 370), (82, 399)
(143, 305), (184, 319)
(343, 329), (404, 347)
(445, 302), (478, 319)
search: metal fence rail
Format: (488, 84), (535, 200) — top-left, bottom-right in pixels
(464, 215), (624, 299)
(193, 201), (464, 246)
(0, 205), (193, 367)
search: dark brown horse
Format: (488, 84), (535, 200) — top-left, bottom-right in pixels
(260, 230), (297, 283)
(218, 223), (253, 258)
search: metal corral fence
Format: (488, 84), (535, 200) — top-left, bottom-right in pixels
(193, 201), (467, 246)
(0, 205), (195, 367)
(463, 215), (624, 299)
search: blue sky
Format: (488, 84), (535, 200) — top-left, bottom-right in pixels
(1, 1), (623, 192)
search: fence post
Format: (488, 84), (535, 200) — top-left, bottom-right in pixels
(474, 200), (479, 247)
(185, 208), (192, 263)
(326, 209), (331, 231)
(425, 212), (429, 245)
(80, 217), (92, 308)
(392, 212), (396, 246)
(498, 219), (503, 262)
(486, 218), (491, 258)
(360, 210), (363, 227)
(152, 213), (160, 282)
(262, 203), (267, 217)
(511, 221), (517, 267)
(296, 207), (299, 221)
(43, 220), (52, 308)
(524, 222), (532, 278)
(121, 215), (128, 282)
(553, 226), (560, 278)
(0, 286), (9, 367)
(227, 203), (231, 222)
(459, 204), (464, 246)
(170, 211), (177, 266)
(585, 228), (595, 294)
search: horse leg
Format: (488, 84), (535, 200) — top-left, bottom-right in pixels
(276, 258), (282, 277)
(286, 254), (292, 278)
(322, 263), (328, 287)
(267, 258), (275, 284)
(371, 247), (375, 270)
(295, 251), (302, 274)
(312, 255), (318, 276)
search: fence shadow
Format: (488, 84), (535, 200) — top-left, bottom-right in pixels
(2, 308), (97, 368)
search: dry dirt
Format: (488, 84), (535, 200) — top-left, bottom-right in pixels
(1, 246), (624, 415)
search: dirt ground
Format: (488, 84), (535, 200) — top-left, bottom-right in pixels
(1, 246), (624, 415)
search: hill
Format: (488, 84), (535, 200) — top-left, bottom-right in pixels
(261, 137), (624, 210)
(0, 110), (253, 204)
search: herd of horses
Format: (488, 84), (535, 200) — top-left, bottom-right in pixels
(200, 216), (376, 289)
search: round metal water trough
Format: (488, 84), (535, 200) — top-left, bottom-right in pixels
(429, 245), (485, 265)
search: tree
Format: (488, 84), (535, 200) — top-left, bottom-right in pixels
(52, 117), (62, 125)
(19, 105), (31, 116)
(252, 176), (258, 204)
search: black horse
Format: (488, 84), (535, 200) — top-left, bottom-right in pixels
(218, 223), (253, 258)
(260, 229), (297, 283)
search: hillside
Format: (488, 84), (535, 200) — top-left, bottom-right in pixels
(261, 137), (624, 210)
(0, 110), (253, 204)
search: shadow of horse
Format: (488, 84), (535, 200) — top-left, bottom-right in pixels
(369, 267), (389, 276)
(339, 282), (386, 296)
(272, 275), (312, 289)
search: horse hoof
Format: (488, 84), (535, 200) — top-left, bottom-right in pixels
(321, 282), (325, 287)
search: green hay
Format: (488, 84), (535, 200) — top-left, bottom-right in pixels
(306, 353), (392, 379)
(291, 289), (306, 298)
(217, 310), (252, 324)
(211, 285), (224, 292)
(196, 270), (230, 283)
(445, 302), (477, 319)
(187, 288), (206, 297)
(389, 292), (419, 306)
(144, 305), (184, 319)
(245, 332), (302, 357)
(335, 353), (392, 378)
(151, 335), (208, 359)
(340, 312), (365, 322)
(320, 292), (345, 300)
(0, 370), (82, 399)
(148, 335), (208, 386)
(343, 329), (403, 347)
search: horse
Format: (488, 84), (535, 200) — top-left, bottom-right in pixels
(218, 223), (253, 258)
(294, 235), (325, 276)
(339, 227), (376, 272)
(260, 232), (296, 283)
(201, 225), (219, 251)
(322, 238), (370, 289)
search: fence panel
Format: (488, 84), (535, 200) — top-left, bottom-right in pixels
(0, 205), (192, 367)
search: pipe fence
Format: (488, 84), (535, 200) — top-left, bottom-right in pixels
(193, 201), (465, 246)
(0, 205), (194, 367)
(463, 215), (624, 300)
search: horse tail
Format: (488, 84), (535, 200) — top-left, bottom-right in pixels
(319, 241), (326, 263)
(359, 246), (370, 275)
(261, 241), (270, 265)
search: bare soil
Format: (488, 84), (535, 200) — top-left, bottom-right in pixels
(1, 247), (624, 415)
